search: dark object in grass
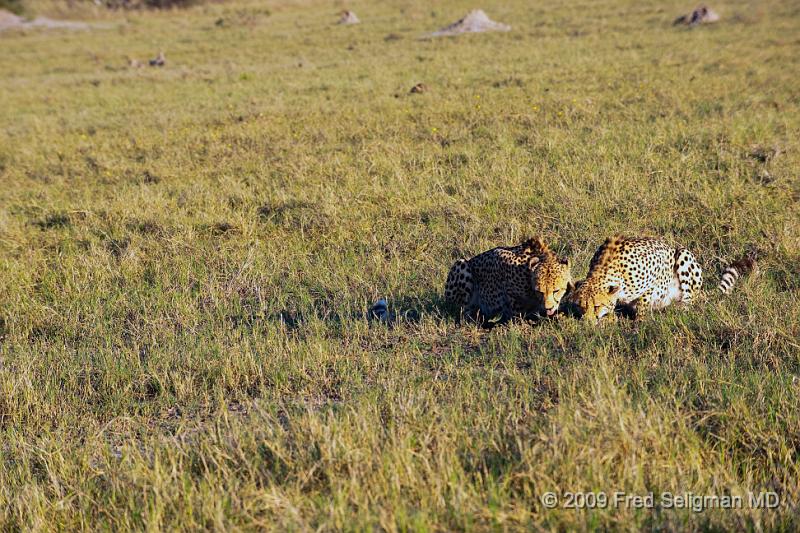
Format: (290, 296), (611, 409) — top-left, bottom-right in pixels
(141, 170), (160, 184)
(748, 145), (781, 163)
(673, 5), (719, 26)
(149, 51), (165, 67)
(754, 169), (774, 186)
(35, 212), (71, 230)
(615, 302), (638, 320)
(100, 0), (203, 9)
(464, 306), (558, 330)
(368, 299), (389, 322)
(368, 299), (422, 326)
(257, 200), (312, 220)
(410, 83), (427, 94)
(210, 222), (238, 235)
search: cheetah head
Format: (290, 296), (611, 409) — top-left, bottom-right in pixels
(530, 255), (573, 317)
(564, 279), (621, 324)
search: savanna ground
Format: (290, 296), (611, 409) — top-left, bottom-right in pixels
(1, 0), (800, 529)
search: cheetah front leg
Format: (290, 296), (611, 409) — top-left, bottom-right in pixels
(621, 288), (660, 320)
(469, 283), (505, 329)
(674, 248), (704, 307)
(476, 287), (519, 330)
(494, 297), (516, 328)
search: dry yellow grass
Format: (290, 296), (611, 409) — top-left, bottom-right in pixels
(1, 0), (799, 529)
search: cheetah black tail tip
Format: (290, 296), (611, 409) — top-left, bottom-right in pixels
(718, 253), (758, 294)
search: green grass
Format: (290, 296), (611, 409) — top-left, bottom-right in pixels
(1, 0), (799, 529)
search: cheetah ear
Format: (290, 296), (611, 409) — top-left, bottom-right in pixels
(526, 236), (547, 254)
(559, 257), (570, 266)
(607, 284), (620, 296)
(566, 280), (576, 293)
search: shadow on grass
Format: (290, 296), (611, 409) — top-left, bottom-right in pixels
(254, 293), (609, 333)
(227, 287), (643, 334)
(226, 290), (563, 334)
(252, 292), (449, 333)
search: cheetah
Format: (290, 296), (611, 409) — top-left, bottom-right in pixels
(565, 235), (755, 323)
(444, 237), (573, 327)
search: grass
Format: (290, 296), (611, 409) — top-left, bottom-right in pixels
(1, 0), (799, 529)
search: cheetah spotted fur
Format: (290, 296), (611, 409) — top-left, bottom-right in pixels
(565, 236), (703, 323)
(444, 237), (573, 327)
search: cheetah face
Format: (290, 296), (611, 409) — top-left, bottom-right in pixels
(566, 282), (621, 324)
(531, 256), (573, 316)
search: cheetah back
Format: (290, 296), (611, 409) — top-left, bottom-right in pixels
(569, 236), (681, 321)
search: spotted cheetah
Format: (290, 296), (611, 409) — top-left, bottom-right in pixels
(445, 237), (573, 327)
(565, 235), (755, 323)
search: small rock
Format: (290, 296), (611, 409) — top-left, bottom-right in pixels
(410, 83), (428, 94)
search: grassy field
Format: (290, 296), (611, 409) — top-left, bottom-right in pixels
(1, 0), (799, 529)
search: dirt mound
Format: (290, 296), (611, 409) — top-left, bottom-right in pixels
(337, 10), (359, 25)
(674, 5), (720, 26)
(428, 9), (510, 37)
(0, 9), (22, 30)
(0, 8), (91, 32)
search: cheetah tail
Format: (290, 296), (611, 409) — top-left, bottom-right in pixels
(718, 254), (757, 294)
